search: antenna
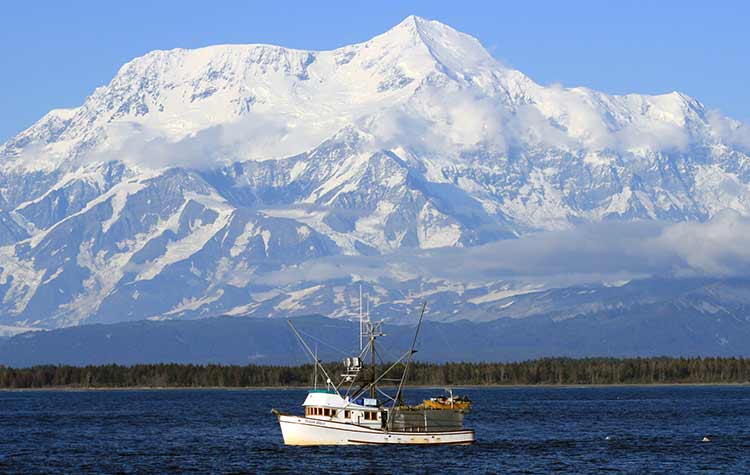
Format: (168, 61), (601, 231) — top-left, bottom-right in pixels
(359, 284), (364, 351)
(313, 343), (318, 390)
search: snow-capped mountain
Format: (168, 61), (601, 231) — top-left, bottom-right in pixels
(1, 16), (750, 330)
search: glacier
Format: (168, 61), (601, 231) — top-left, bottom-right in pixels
(1, 16), (750, 330)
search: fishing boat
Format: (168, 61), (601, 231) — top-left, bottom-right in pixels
(271, 297), (475, 446)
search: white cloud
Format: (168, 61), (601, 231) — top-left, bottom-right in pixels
(613, 120), (689, 152)
(359, 83), (697, 159)
(652, 210), (750, 276)
(263, 211), (750, 287)
(65, 82), (747, 173)
(708, 110), (750, 152)
(84, 112), (332, 170)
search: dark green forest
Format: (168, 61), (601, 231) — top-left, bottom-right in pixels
(2, 357), (750, 388)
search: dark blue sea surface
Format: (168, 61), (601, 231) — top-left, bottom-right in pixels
(1, 386), (750, 473)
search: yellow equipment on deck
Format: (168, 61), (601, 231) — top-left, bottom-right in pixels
(422, 391), (472, 410)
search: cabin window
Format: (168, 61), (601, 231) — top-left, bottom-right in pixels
(308, 407), (340, 418)
(344, 410), (351, 419)
(363, 411), (378, 421)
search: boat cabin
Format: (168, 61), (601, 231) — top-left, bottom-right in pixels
(302, 390), (383, 427)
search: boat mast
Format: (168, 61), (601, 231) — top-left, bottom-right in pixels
(359, 285), (364, 351)
(369, 298), (376, 398)
(358, 291), (383, 400)
(313, 343), (318, 390)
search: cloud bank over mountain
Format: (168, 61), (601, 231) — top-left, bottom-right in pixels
(262, 210), (750, 288)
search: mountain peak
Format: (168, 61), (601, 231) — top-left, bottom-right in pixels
(391, 14), (432, 34)
(390, 15), (456, 35)
(365, 15), (498, 74)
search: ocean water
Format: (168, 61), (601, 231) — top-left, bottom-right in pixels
(1, 386), (749, 473)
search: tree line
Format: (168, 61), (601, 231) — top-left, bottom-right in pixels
(2, 357), (750, 389)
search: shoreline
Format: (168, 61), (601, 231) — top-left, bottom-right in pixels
(2, 382), (750, 391)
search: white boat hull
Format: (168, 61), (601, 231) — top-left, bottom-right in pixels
(277, 414), (475, 445)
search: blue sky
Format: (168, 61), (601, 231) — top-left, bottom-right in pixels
(1, 1), (747, 142)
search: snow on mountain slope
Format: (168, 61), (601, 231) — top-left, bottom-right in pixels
(1, 16), (749, 329)
(2, 16), (488, 169)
